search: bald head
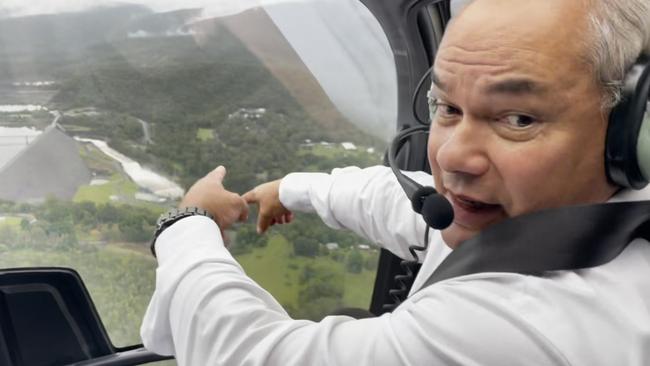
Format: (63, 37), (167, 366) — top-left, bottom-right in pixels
(443, 0), (592, 72)
(432, 0), (599, 110)
(445, 0), (650, 108)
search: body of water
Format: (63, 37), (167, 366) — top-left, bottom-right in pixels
(0, 126), (42, 169)
(75, 137), (184, 199)
(0, 104), (46, 113)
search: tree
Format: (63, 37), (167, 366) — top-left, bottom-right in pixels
(293, 238), (319, 257)
(364, 251), (379, 271)
(296, 266), (344, 321)
(236, 224), (266, 248)
(346, 249), (363, 273)
(0, 225), (18, 246)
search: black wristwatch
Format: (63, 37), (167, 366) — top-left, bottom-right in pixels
(150, 206), (215, 257)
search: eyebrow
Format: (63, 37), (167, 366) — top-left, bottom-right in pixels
(431, 71), (449, 93)
(486, 78), (548, 95)
(431, 70), (548, 96)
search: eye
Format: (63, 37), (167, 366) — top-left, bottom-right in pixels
(430, 99), (462, 120)
(500, 114), (537, 129)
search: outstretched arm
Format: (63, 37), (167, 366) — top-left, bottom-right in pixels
(245, 165), (435, 260)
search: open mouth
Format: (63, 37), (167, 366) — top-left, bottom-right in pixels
(451, 194), (501, 213)
(446, 192), (505, 229)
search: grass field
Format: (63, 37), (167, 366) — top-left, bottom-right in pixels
(78, 142), (119, 175)
(0, 216), (22, 228)
(236, 235), (377, 310)
(0, 236), (378, 346)
(73, 173), (139, 204)
(196, 128), (215, 141)
(75, 141), (168, 211)
(75, 142), (140, 204)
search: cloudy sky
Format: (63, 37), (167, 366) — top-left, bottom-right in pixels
(0, 0), (305, 18)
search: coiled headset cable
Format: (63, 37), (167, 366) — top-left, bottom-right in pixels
(383, 225), (431, 312)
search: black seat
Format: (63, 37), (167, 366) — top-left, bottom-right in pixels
(0, 267), (172, 366)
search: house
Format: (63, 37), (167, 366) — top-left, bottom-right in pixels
(325, 242), (339, 250)
(228, 108), (267, 120)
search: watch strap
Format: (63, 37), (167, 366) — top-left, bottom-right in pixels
(150, 207), (215, 257)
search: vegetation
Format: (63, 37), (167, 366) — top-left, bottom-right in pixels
(0, 246), (157, 348)
(48, 22), (385, 192)
(196, 128), (214, 142)
(0, 110), (54, 129)
(73, 173), (139, 204)
(0, 5), (391, 356)
(237, 235), (377, 317)
(0, 198), (379, 346)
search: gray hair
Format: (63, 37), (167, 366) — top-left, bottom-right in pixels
(584, 0), (650, 108)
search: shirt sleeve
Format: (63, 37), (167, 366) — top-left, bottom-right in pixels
(140, 216), (569, 366)
(279, 165), (434, 260)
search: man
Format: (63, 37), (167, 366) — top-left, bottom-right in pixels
(141, 0), (650, 364)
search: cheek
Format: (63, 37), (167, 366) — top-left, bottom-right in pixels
(494, 145), (560, 215)
(427, 130), (445, 188)
(495, 133), (610, 216)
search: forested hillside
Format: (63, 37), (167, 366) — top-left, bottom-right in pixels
(0, 3), (390, 350)
(42, 7), (384, 190)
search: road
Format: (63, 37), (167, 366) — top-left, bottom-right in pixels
(136, 118), (153, 144)
(54, 108), (152, 145)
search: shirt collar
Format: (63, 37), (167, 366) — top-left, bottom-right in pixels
(608, 184), (650, 203)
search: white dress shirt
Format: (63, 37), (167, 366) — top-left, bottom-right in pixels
(141, 165), (650, 365)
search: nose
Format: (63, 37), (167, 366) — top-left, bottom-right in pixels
(431, 119), (490, 178)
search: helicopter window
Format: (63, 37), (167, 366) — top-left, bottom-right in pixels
(0, 0), (396, 351)
(451, 0), (474, 16)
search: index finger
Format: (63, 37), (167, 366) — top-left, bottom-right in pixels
(238, 197), (250, 222)
(243, 189), (258, 204)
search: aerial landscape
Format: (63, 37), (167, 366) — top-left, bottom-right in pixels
(0, 4), (388, 348)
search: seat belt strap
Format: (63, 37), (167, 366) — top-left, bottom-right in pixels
(421, 201), (650, 288)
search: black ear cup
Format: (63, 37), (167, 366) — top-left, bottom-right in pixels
(605, 56), (650, 189)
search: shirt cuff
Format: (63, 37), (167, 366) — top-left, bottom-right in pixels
(279, 172), (332, 212)
(154, 215), (237, 267)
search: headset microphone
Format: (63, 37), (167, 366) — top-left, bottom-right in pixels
(388, 125), (454, 230)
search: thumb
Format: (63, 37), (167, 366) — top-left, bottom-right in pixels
(210, 165), (227, 183)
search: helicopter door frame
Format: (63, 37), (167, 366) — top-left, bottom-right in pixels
(359, 0), (451, 314)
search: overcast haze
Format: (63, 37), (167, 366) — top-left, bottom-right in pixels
(0, 0), (304, 18)
(0, 0), (398, 140)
